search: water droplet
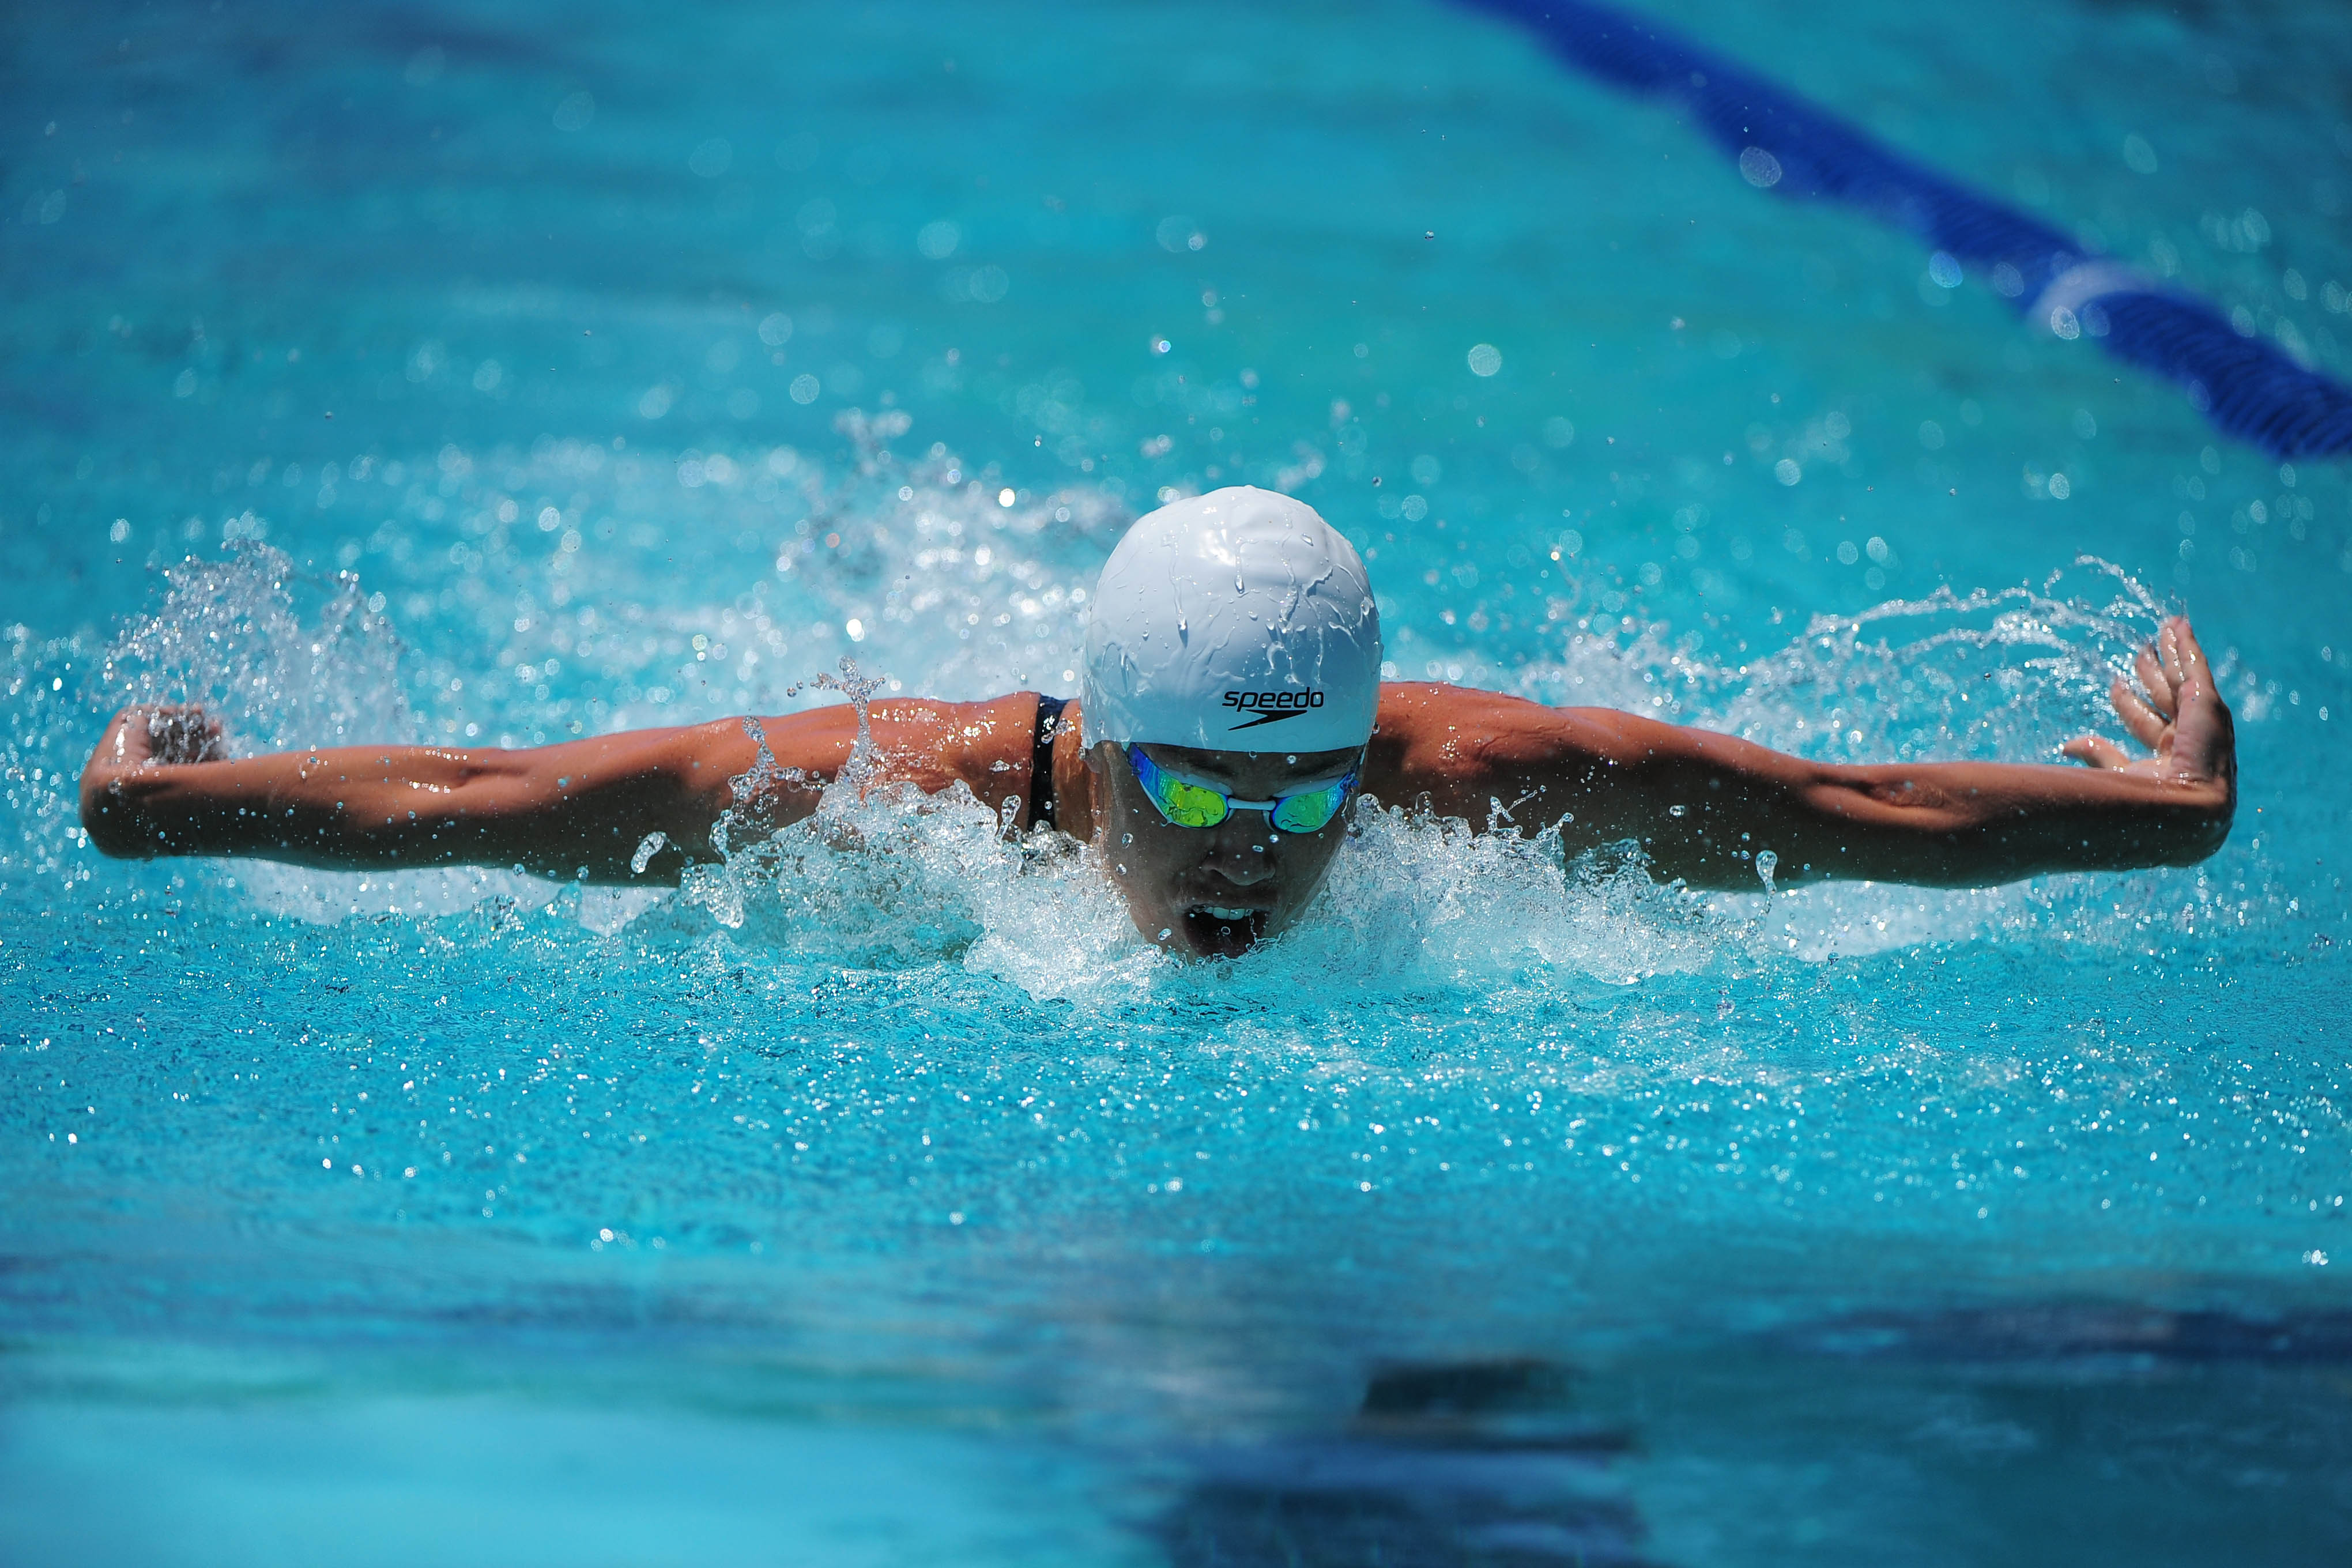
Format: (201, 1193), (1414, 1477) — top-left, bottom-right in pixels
(1738, 146), (1783, 188)
(630, 832), (668, 875)
(1755, 850), (1778, 892)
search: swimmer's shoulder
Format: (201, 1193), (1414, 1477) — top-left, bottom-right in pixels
(1367, 683), (1673, 801)
(868, 692), (1045, 815)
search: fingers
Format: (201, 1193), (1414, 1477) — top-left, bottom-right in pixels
(2109, 676), (2170, 750)
(2165, 616), (2214, 698)
(2156, 616), (2234, 791)
(2062, 734), (2135, 769)
(2157, 618), (2192, 690)
(2132, 642), (2177, 719)
(135, 704), (228, 765)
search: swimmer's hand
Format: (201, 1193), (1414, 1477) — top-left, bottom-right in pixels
(90, 704), (230, 770)
(80, 704), (231, 859)
(2060, 617), (2236, 802)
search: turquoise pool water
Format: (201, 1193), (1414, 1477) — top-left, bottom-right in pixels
(5, 0), (2350, 1561)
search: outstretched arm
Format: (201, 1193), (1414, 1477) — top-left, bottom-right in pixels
(1367, 617), (2235, 890)
(78, 695), (1041, 884)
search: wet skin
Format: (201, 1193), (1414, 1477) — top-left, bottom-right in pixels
(81, 619), (2236, 959)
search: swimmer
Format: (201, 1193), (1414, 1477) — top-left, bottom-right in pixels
(81, 488), (2236, 959)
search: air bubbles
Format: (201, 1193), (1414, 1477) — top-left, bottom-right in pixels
(757, 312), (793, 347)
(1737, 146), (1783, 188)
(1928, 251), (1962, 289)
(1990, 263), (2024, 297)
(108, 518), (131, 543)
(1773, 458), (1802, 485)
(688, 138), (733, 178)
(2122, 133), (2158, 175)
(1155, 215), (1207, 252)
(551, 92), (594, 132)
(1466, 342), (1502, 376)
(2048, 306), (2082, 340)
(942, 265), (1008, 304)
(789, 374), (820, 405)
(917, 220), (961, 260)
(1541, 417), (1576, 448)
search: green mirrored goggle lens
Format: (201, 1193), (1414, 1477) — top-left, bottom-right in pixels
(1126, 746), (1355, 834)
(1270, 783), (1349, 834)
(1154, 772), (1230, 828)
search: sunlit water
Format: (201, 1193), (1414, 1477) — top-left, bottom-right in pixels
(5, 1), (2350, 1562)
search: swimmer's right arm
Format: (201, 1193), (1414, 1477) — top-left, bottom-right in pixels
(78, 695), (1042, 884)
(1370, 617), (2237, 890)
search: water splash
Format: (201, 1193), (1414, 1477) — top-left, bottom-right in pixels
(1515, 559), (2168, 766)
(65, 545), (551, 922)
(97, 542), (410, 755)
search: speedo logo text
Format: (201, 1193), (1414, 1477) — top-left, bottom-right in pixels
(1222, 689), (1323, 729)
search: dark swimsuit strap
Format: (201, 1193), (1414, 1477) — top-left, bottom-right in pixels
(1026, 693), (1069, 833)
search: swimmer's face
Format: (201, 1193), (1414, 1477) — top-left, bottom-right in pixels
(1088, 740), (1361, 959)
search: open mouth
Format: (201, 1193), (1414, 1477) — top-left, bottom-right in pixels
(1181, 904), (1268, 958)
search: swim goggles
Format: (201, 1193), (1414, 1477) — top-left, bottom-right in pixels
(1124, 744), (1359, 833)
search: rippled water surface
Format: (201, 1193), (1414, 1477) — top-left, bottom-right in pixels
(5, 1), (2350, 1562)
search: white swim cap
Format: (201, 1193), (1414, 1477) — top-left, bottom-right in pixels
(1081, 487), (1381, 753)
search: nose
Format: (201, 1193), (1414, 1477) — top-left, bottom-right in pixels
(1200, 816), (1278, 884)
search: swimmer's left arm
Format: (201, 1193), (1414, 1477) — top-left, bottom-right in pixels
(1372, 617), (2235, 889)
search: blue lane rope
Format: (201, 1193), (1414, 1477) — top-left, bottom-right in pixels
(1463, 0), (2352, 458)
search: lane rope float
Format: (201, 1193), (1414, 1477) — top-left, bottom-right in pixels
(1465, 0), (2352, 457)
